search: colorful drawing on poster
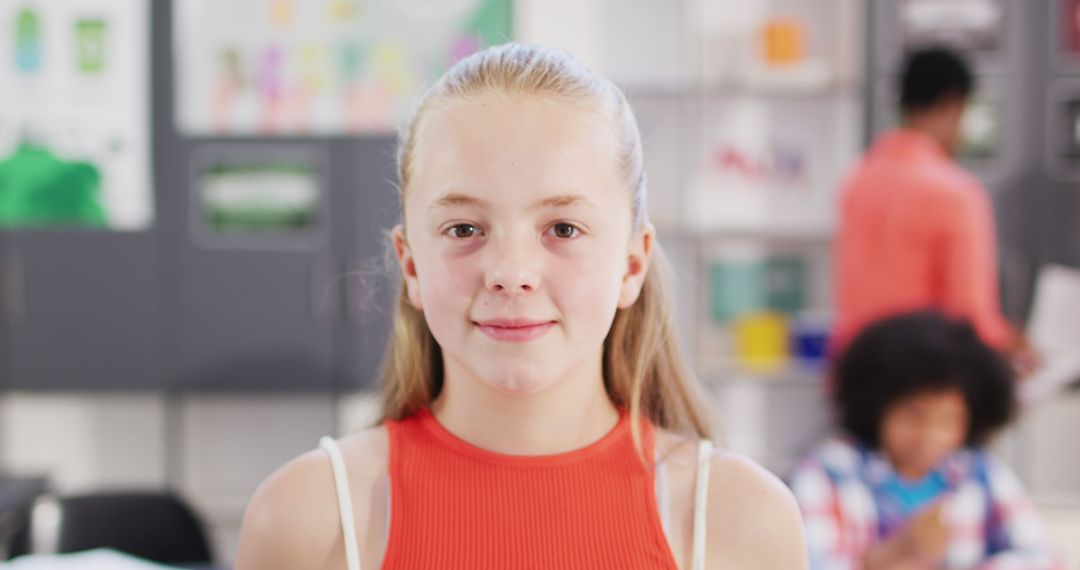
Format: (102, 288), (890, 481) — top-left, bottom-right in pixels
(339, 42), (363, 82)
(271, 0), (295, 29)
(76, 18), (108, 75)
(15, 7), (43, 73)
(0, 1), (152, 230)
(174, 0), (512, 135)
(0, 145), (106, 227)
(329, 0), (359, 22)
(370, 42), (412, 96)
(463, 0), (511, 49)
(256, 44), (285, 133)
(450, 36), (482, 65)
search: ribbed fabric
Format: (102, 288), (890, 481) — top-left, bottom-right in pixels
(382, 408), (679, 569)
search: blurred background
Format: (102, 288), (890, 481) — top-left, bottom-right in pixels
(0, 0), (1078, 567)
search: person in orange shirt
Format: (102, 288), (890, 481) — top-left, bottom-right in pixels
(834, 47), (1031, 370)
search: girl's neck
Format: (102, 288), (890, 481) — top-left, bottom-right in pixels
(430, 358), (620, 456)
(885, 452), (933, 482)
(895, 465), (931, 483)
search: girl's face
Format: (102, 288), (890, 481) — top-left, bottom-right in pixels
(880, 388), (969, 480)
(393, 95), (653, 396)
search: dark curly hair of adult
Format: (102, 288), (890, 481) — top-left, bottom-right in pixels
(834, 310), (1016, 449)
(900, 46), (974, 114)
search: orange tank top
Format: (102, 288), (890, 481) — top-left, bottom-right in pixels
(381, 408), (679, 569)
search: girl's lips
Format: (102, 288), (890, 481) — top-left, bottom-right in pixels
(474, 319), (556, 342)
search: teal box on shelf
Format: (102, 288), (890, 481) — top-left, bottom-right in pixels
(765, 256), (807, 314)
(708, 260), (766, 324)
(709, 255), (808, 324)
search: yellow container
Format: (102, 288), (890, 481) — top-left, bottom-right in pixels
(734, 311), (790, 372)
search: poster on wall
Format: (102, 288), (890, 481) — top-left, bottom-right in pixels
(174, 0), (511, 136)
(0, 0), (152, 230)
(898, 0), (1004, 56)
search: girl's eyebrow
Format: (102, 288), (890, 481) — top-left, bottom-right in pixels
(430, 193), (595, 211)
(430, 193), (487, 211)
(535, 194), (594, 209)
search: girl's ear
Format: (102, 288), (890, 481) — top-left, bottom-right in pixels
(618, 223), (654, 308)
(392, 224), (423, 310)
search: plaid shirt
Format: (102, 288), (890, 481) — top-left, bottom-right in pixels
(789, 436), (1064, 570)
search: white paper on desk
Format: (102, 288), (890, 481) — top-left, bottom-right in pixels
(1021, 354), (1080, 404)
(1023, 264), (1080, 404)
(1, 548), (181, 570)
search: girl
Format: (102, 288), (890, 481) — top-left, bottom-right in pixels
(235, 43), (807, 570)
(790, 311), (1062, 569)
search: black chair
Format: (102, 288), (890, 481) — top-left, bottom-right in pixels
(29, 490), (214, 567)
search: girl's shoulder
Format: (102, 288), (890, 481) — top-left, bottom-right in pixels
(234, 426), (390, 570)
(653, 428), (801, 501)
(654, 429), (808, 569)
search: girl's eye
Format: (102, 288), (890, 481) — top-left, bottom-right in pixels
(447, 223), (480, 239)
(550, 223), (579, 239)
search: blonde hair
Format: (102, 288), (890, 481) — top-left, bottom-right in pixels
(379, 43), (712, 443)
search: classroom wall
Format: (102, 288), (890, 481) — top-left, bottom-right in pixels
(3, 1), (1079, 566)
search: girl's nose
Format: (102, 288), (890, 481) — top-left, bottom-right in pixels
(484, 238), (540, 294)
(487, 272), (537, 293)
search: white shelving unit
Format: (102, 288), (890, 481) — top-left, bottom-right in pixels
(519, 0), (867, 471)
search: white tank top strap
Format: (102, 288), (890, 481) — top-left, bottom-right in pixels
(692, 439), (714, 570)
(654, 445), (672, 538)
(319, 436), (362, 570)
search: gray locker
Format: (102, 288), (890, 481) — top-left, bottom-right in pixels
(333, 138), (400, 392)
(1, 231), (161, 390)
(165, 140), (337, 392)
(0, 237), (12, 390)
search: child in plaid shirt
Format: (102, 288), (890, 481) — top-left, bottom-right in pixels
(790, 311), (1063, 569)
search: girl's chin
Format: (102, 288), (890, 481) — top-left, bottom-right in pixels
(481, 373), (559, 396)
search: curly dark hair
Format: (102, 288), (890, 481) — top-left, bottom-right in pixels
(834, 310), (1016, 448)
(899, 46), (974, 114)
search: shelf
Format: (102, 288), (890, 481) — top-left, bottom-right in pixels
(657, 224), (835, 244)
(621, 80), (863, 102)
(702, 364), (825, 387)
